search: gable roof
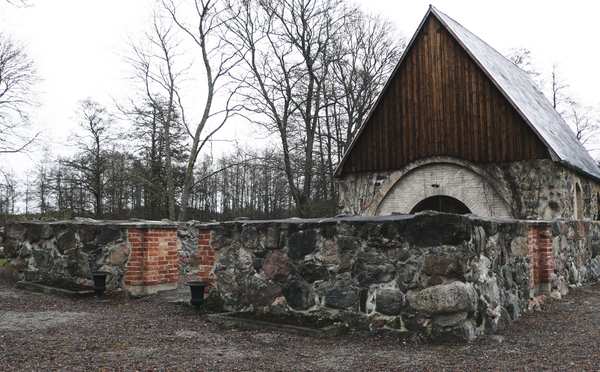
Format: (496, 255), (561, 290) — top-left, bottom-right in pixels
(335, 6), (600, 180)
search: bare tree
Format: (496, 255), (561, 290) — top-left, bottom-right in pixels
(546, 64), (598, 147)
(162, 0), (240, 221)
(549, 64), (569, 113)
(35, 153), (52, 215)
(223, 0), (345, 215)
(507, 50), (599, 148)
(0, 33), (38, 154)
(0, 170), (18, 222)
(328, 12), (403, 159)
(567, 102), (599, 145)
(507, 47), (543, 89)
(127, 14), (188, 220)
(223, 0), (400, 215)
(508, 48), (538, 76)
(309, 11), (402, 201)
(63, 100), (112, 218)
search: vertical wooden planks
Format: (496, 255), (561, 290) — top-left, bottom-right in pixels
(340, 15), (549, 175)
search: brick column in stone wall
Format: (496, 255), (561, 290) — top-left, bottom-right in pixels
(538, 229), (555, 288)
(196, 229), (216, 285)
(528, 225), (554, 295)
(124, 228), (179, 296)
(124, 228), (144, 288)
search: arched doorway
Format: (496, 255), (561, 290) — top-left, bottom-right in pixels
(410, 195), (471, 214)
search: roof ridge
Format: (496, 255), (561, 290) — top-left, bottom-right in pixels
(429, 7), (535, 85)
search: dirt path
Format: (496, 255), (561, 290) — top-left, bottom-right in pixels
(1, 280), (600, 371)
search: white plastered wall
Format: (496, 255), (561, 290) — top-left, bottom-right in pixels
(375, 162), (512, 218)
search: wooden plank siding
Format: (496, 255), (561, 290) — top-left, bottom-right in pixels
(340, 16), (549, 175)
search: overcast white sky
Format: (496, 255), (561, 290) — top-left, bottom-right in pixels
(1, 0), (599, 176)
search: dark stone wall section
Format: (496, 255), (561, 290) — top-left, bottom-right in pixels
(207, 213), (600, 341)
(0, 222), (130, 289)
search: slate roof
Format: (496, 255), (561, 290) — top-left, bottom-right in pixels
(336, 6), (600, 180)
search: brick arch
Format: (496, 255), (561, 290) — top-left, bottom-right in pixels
(372, 158), (512, 218)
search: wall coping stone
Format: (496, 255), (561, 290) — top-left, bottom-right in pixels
(189, 212), (598, 229)
(6, 219), (180, 229)
(4, 212), (596, 231)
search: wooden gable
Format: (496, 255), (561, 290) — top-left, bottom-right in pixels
(338, 14), (549, 176)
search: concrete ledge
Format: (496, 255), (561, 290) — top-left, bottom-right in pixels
(6, 218), (180, 229)
(191, 211), (580, 230)
(125, 282), (178, 297)
(16, 281), (95, 298)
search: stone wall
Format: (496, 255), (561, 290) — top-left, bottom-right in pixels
(0, 219), (218, 296)
(338, 157), (600, 220)
(484, 160), (599, 220)
(2, 213), (600, 342)
(0, 220), (180, 296)
(205, 213), (600, 341)
(178, 223), (217, 285)
(548, 221), (600, 295)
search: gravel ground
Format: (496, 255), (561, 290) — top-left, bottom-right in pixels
(1, 279), (600, 371)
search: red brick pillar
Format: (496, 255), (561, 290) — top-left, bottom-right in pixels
(124, 228), (144, 288)
(124, 228), (179, 296)
(528, 225), (554, 295)
(196, 228), (216, 285)
(538, 229), (555, 288)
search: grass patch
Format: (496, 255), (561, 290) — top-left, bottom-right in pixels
(0, 259), (8, 267)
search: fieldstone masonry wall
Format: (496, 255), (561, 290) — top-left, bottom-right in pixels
(203, 214), (600, 341)
(2, 214), (600, 342)
(0, 220), (180, 296)
(178, 224), (216, 287)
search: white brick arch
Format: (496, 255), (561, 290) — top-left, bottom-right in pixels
(373, 158), (512, 218)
